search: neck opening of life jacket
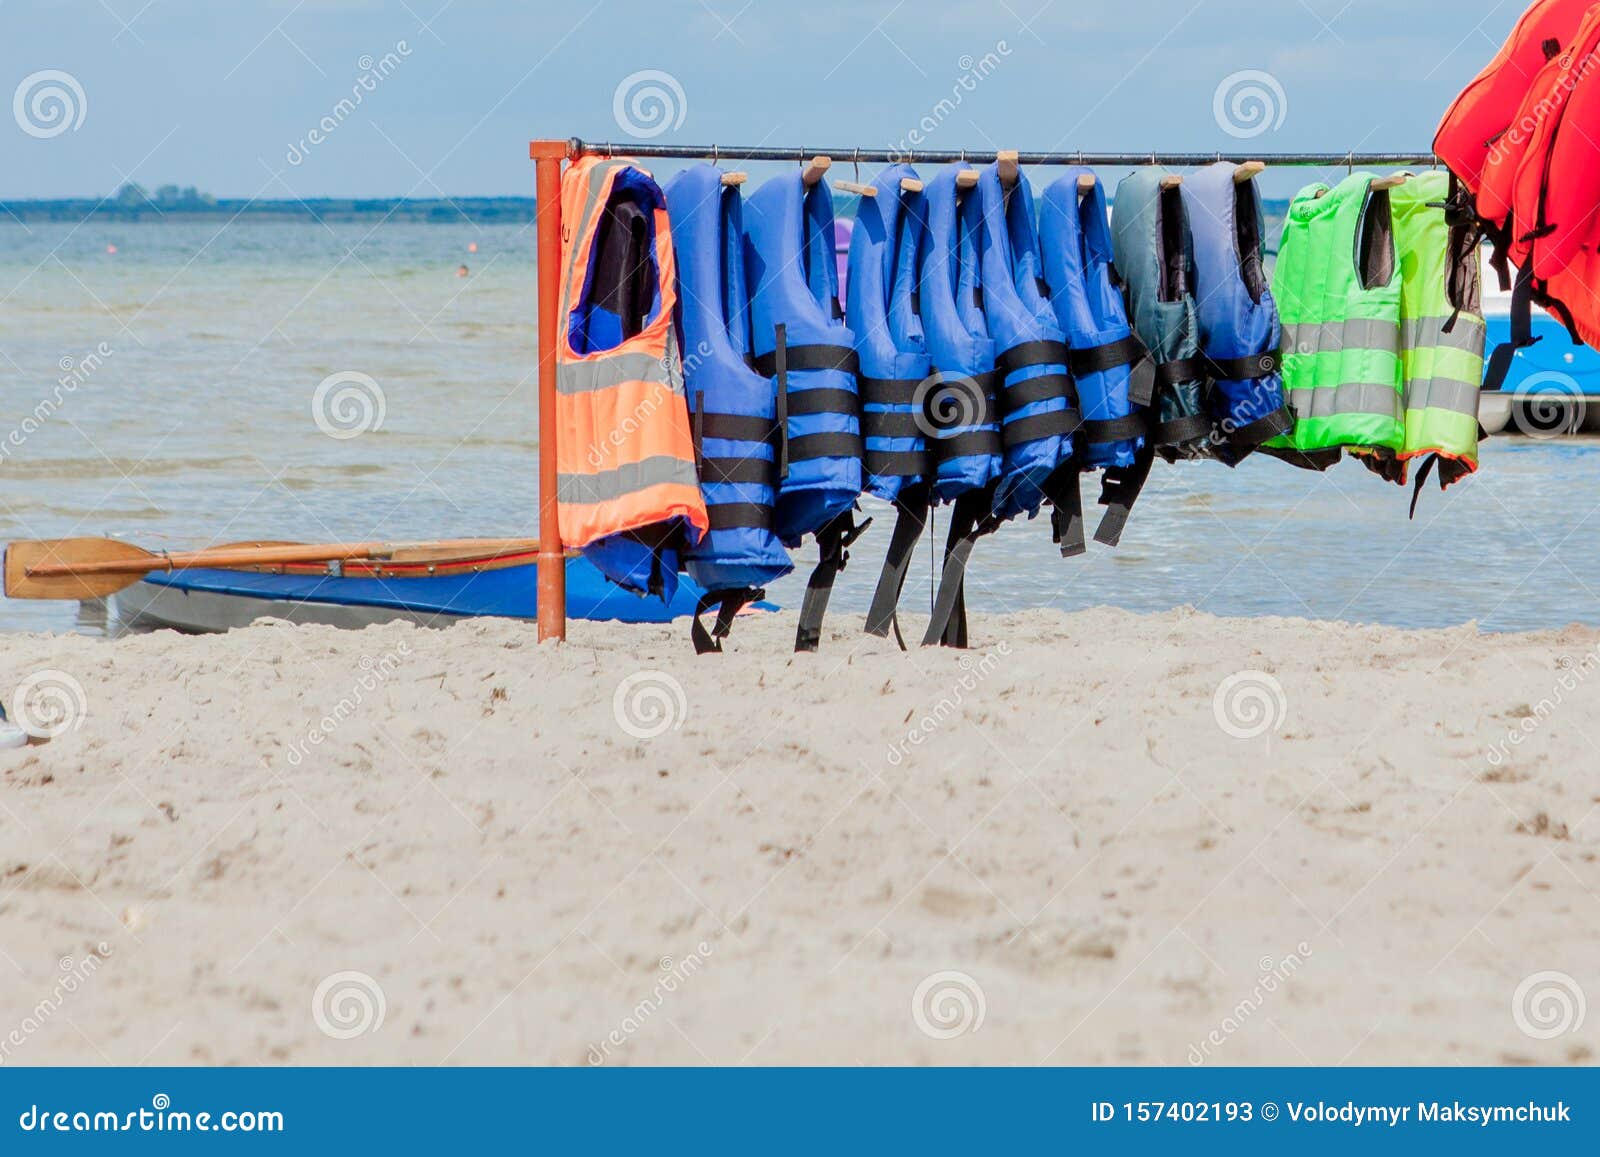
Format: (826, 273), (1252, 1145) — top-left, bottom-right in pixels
(1182, 162), (1296, 467)
(744, 169), (868, 652)
(1039, 167), (1155, 550)
(848, 164), (938, 649)
(1110, 170), (1216, 466)
(665, 163), (796, 653)
(1434, 0), (1597, 390)
(556, 155), (708, 604)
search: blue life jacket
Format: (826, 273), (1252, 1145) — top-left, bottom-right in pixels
(917, 166), (1003, 504)
(1038, 167), (1162, 546)
(974, 164), (1079, 523)
(847, 163), (932, 504)
(848, 165), (941, 645)
(1039, 169), (1146, 470)
(664, 164), (795, 652)
(744, 170), (867, 651)
(1181, 162), (1295, 464)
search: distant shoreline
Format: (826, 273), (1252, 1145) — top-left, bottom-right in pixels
(0, 194), (1294, 226)
(0, 197), (540, 224)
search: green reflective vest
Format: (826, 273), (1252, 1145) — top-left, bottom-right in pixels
(1271, 173), (1404, 458)
(1270, 171), (1483, 487)
(1392, 170), (1484, 484)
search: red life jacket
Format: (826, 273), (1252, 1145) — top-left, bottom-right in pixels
(1433, 0), (1600, 383)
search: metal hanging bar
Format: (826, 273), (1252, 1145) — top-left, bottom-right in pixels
(561, 139), (1437, 168)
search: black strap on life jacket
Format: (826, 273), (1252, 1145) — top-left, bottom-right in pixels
(925, 373), (1004, 461)
(1093, 439), (1157, 547)
(1204, 347), (1282, 381)
(1483, 262), (1539, 393)
(1043, 462), (1086, 558)
(864, 482), (931, 650)
(1148, 412), (1214, 449)
(691, 588), (765, 655)
(1406, 454), (1476, 520)
(920, 486), (1000, 649)
(691, 391), (779, 532)
(859, 375), (933, 480)
(794, 509), (871, 653)
(753, 323), (865, 479)
(995, 340), (1082, 446)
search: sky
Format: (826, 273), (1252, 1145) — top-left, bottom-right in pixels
(0, 0), (1528, 200)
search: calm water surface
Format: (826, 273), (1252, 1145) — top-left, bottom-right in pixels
(1, 221), (1596, 636)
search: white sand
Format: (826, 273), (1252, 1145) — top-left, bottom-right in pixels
(1, 607), (1596, 1066)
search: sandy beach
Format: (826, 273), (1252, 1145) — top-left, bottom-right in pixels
(1, 606), (1596, 1066)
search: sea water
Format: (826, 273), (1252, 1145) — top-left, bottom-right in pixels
(2, 220), (1597, 637)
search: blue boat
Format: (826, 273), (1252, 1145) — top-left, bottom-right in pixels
(109, 553), (728, 634)
(1478, 281), (1600, 435)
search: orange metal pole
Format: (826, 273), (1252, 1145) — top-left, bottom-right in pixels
(531, 139), (569, 642)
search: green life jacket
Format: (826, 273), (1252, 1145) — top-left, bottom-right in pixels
(1390, 170), (1485, 504)
(1271, 173), (1404, 461)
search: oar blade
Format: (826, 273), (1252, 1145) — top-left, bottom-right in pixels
(3, 538), (155, 600)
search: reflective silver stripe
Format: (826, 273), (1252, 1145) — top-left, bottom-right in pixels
(1288, 381), (1400, 420)
(1281, 318), (1400, 356)
(557, 455), (699, 504)
(1402, 314), (1486, 354)
(557, 351), (677, 395)
(1404, 376), (1481, 416)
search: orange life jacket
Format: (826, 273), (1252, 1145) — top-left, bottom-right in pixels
(556, 155), (708, 597)
(1434, 0), (1600, 383)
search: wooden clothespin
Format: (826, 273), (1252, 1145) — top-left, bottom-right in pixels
(899, 177), (925, 194)
(1370, 173), (1409, 190)
(997, 149), (1019, 188)
(1076, 174), (1098, 193)
(833, 179), (878, 197)
(955, 168), (980, 190)
(719, 171), (748, 187)
(801, 155), (832, 187)
(1233, 161), (1265, 184)
(1159, 173), (1184, 190)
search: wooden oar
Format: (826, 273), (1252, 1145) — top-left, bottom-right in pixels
(4, 536), (542, 600)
